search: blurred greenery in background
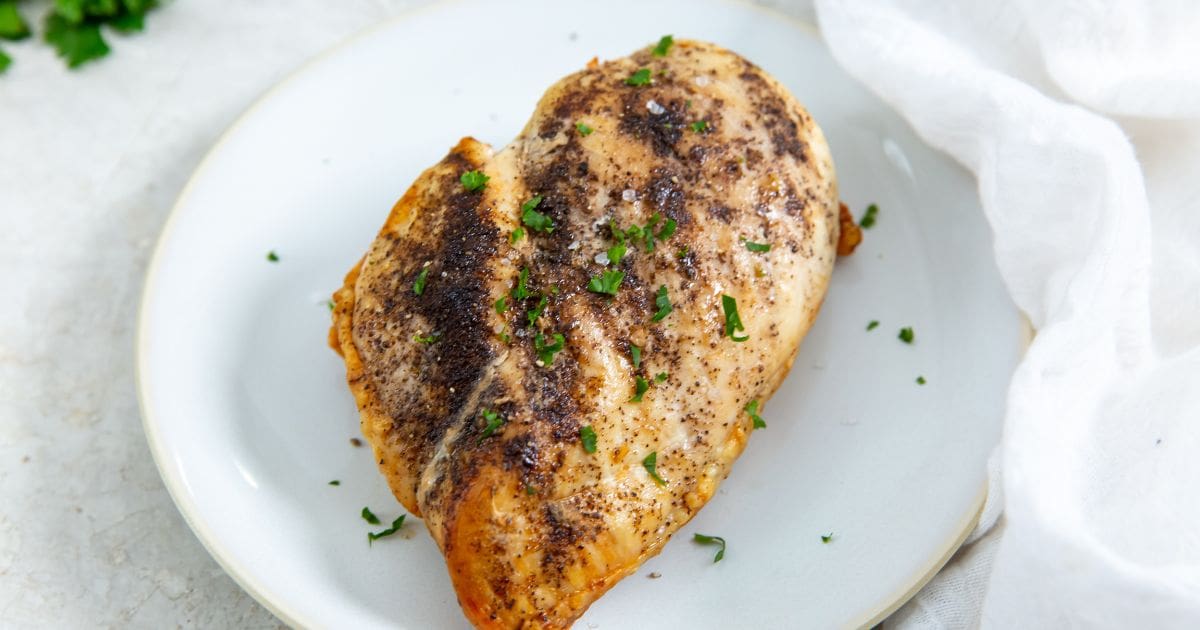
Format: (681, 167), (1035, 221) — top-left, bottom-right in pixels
(0, 0), (160, 73)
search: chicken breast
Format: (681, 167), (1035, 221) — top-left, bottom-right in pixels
(330, 39), (844, 628)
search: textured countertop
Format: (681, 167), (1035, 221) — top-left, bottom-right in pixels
(0, 1), (813, 627)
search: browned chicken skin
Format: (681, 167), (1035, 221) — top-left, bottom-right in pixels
(331, 39), (840, 628)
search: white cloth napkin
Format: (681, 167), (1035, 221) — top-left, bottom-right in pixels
(814, 1), (1200, 627)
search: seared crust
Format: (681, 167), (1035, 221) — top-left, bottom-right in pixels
(331, 40), (839, 628)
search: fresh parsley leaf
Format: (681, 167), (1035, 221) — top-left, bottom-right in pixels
(642, 451), (666, 486)
(534, 332), (566, 366)
(576, 122), (594, 136)
(266, 250), (279, 262)
(654, 372), (668, 383)
(743, 239), (771, 253)
(328, 480), (340, 486)
(498, 326), (511, 344)
(898, 326), (914, 344)
(43, 14), (109, 68)
(512, 267), (531, 300)
(652, 285), (672, 322)
(412, 332), (440, 344)
(625, 68), (652, 86)
(521, 195), (554, 233)
(631, 376), (649, 402)
(460, 170), (489, 192)
(0, 2), (31, 40)
(867, 320), (879, 331)
(510, 227), (525, 243)
(0, 48), (11, 73)
(526, 294), (547, 327)
(821, 532), (834, 544)
(676, 246), (689, 259)
(630, 344), (642, 369)
(580, 425), (597, 453)
(860, 203), (878, 228)
(916, 376), (927, 385)
(325, 300), (335, 311)
(652, 34), (674, 57)
(368, 515), (406, 544)
(721, 295), (749, 342)
(745, 399), (766, 429)
(525, 484), (536, 495)
(495, 296), (507, 314)
(478, 409), (505, 443)
(361, 506), (381, 525)
(693, 533), (726, 562)
(413, 266), (429, 295)
(587, 269), (624, 296)
(689, 120), (709, 133)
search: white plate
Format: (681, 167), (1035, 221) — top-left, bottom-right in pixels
(137, 0), (1023, 627)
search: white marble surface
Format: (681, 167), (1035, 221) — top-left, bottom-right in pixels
(0, 1), (816, 627)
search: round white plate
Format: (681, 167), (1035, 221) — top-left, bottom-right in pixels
(137, 0), (1022, 627)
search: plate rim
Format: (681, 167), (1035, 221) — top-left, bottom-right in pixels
(135, 1), (1002, 627)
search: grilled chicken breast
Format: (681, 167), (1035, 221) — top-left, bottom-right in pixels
(331, 39), (846, 628)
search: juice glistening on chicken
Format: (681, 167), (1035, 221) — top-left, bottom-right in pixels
(330, 36), (857, 629)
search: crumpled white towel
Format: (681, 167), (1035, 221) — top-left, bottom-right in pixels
(814, 0), (1200, 627)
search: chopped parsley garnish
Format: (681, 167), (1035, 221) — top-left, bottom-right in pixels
(743, 239), (771, 253)
(526, 294), (547, 326)
(325, 300), (335, 311)
(580, 425), (598, 453)
(525, 484), (537, 495)
(916, 376), (927, 385)
(860, 203), (878, 228)
(328, 480), (340, 486)
(368, 515), (406, 544)
(512, 267), (531, 300)
(689, 120), (709, 133)
(266, 250), (279, 262)
(744, 400), (766, 429)
(412, 332), (441, 344)
(413, 266), (429, 295)
(534, 332), (566, 366)
(631, 376), (649, 402)
(898, 327), (914, 344)
(587, 269), (625, 296)
(642, 451), (666, 486)
(510, 227), (525, 243)
(721, 295), (749, 342)
(460, 170), (489, 192)
(651, 34), (674, 57)
(693, 533), (726, 562)
(607, 241), (627, 266)
(652, 285), (672, 322)
(498, 326), (511, 344)
(821, 532), (834, 544)
(654, 372), (668, 383)
(655, 218), (677, 241)
(521, 196), (554, 233)
(625, 68), (652, 86)
(867, 320), (879, 331)
(576, 122), (594, 136)
(629, 344), (642, 370)
(495, 296), (508, 314)
(478, 409), (505, 443)
(360, 506), (381, 525)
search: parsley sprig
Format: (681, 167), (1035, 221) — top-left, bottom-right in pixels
(0, 0), (161, 73)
